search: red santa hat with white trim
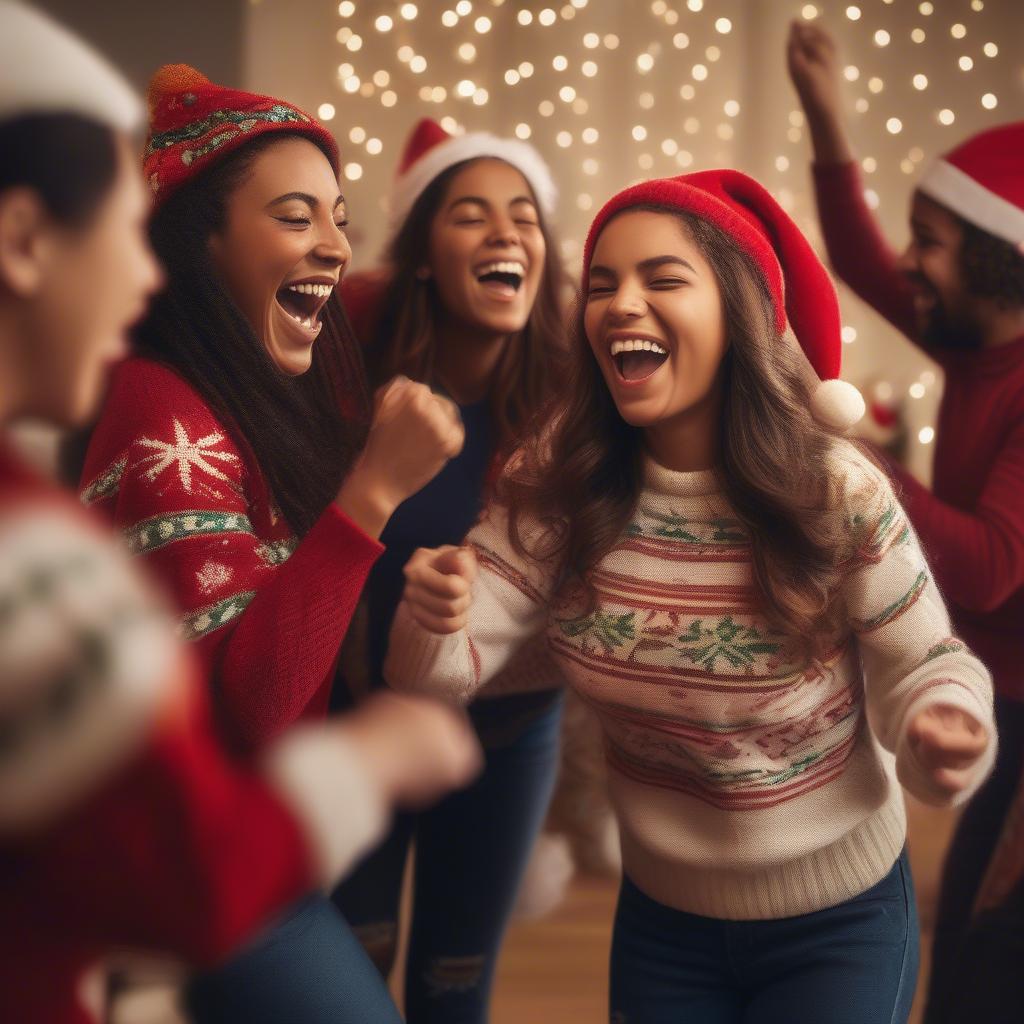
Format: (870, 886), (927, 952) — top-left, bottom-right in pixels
(0, 0), (142, 131)
(917, 121), (1024, 251)
(388, 117), (558, 228)
(582, 169), (866, 431)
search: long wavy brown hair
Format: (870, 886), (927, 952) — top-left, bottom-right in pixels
(366, 158), (569, 453)
(503, 205), (859, 652)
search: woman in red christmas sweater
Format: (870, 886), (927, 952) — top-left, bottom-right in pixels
(0, 5), (478, 1023)
(77, 65), (471, 1023)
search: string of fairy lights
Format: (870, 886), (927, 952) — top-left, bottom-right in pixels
(260, 0), (1020, 473)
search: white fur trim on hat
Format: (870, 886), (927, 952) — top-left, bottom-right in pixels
(0, 1), (142, 132)
(919, 158), (1024, 248)
(389, 132), (558, 227)
(811, 378), (866, 431)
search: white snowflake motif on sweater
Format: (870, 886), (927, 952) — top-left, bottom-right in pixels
(196, 560), (234, 596)
(132, 419), (241, 496)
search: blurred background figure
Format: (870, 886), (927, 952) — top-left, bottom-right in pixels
(788, 18), (1024, 1024)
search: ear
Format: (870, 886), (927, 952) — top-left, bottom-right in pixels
(0, 188), (54, 297)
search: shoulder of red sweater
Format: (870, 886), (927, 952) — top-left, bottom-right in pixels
(82, 358), (253, 507)
(105, 357), (226, 431)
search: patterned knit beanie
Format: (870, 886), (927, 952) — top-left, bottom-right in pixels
(143, 64), (338, 207)
(918, 121), (1024, 250)
(583, 169), (865, 431)
(388, 117), (557, 228)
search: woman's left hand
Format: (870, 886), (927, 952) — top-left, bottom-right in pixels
(906, 704), (989, 799)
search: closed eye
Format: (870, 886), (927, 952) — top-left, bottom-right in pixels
(277, 216), (310, 226)
(650, 277), (687, 288)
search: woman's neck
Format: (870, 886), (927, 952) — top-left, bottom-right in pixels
(642, 387), (722, 473)
(432, 313), (508, 405)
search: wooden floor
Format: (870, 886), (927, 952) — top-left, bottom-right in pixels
(479, 798), (957, 1024)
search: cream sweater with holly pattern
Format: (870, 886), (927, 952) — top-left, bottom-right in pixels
(385, 443), (995, 920)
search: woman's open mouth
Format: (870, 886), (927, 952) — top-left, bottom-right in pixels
(609, 338), (669, 382)
(475, 260), (525, 300)
(275, 279), (335, 337)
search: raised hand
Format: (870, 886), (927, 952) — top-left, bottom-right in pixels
(336, 377), (465, 537)
(786, 19), (853, 164)
(401, 544), (478, 634)
(907, 703), (990, 800)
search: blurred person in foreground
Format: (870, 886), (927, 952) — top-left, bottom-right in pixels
(0, 4), (479, 1022)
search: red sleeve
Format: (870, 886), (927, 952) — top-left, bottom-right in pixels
(6, 676), (313, 967)
(882, 418), (1024, 612)
(812, 161), (923, 346)
(82, 360), (383, 748)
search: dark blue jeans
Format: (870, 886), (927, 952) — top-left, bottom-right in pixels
(610, 849), (919, 1024)
(332, 690), (563, 1024)
(185, 893), (402, 1023)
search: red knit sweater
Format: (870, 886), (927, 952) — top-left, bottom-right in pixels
(814, 161), (1024, 701)
(81, 358), (383, 748)
(0, 443), (311, 1023)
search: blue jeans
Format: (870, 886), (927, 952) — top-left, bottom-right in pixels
(185, 893), (402, 1023)
(610, 849), (919, 1024)
(332, 691), (563, 1024)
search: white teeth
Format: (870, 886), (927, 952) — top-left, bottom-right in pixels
(285, 310), (322, 332)
(609, 339), (668, 357)
(286, 282), (333, 297)
(476, 260), (526, 278)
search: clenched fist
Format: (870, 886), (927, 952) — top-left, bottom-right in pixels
(786, 19), (854, 165)
(336, 377), (465, 537)
(907, 703), (990, 801)
(401, 544), (479, 634)
(339, 690), (482, 808)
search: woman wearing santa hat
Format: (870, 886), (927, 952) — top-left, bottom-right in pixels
(0, 4), (478, 1023)
(329, 118), (569, 1023)
(76, 57), (476, 1024)
(385, 169), (998, 1021)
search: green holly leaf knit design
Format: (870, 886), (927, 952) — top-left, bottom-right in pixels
(557, 610), (637, 653)
(648, 512), (701, 542)
(677, 616), (782, 672)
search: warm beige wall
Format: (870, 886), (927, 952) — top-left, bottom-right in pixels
(32, 0), (247, 94)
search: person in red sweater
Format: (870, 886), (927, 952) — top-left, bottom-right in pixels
(78, 62), (474, 1024)
(788, 19), (1024, 1024)
(0, 4), (479, 1023)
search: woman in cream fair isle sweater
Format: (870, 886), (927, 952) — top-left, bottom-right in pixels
(385, 171), (996, 1023)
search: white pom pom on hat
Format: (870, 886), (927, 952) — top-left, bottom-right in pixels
(811, 378), (867, 432)
(0, 1), (142, 132)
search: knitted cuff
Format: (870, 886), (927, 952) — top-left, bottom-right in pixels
(383, 601), (477, 703)
(261, 728), (389, 886)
